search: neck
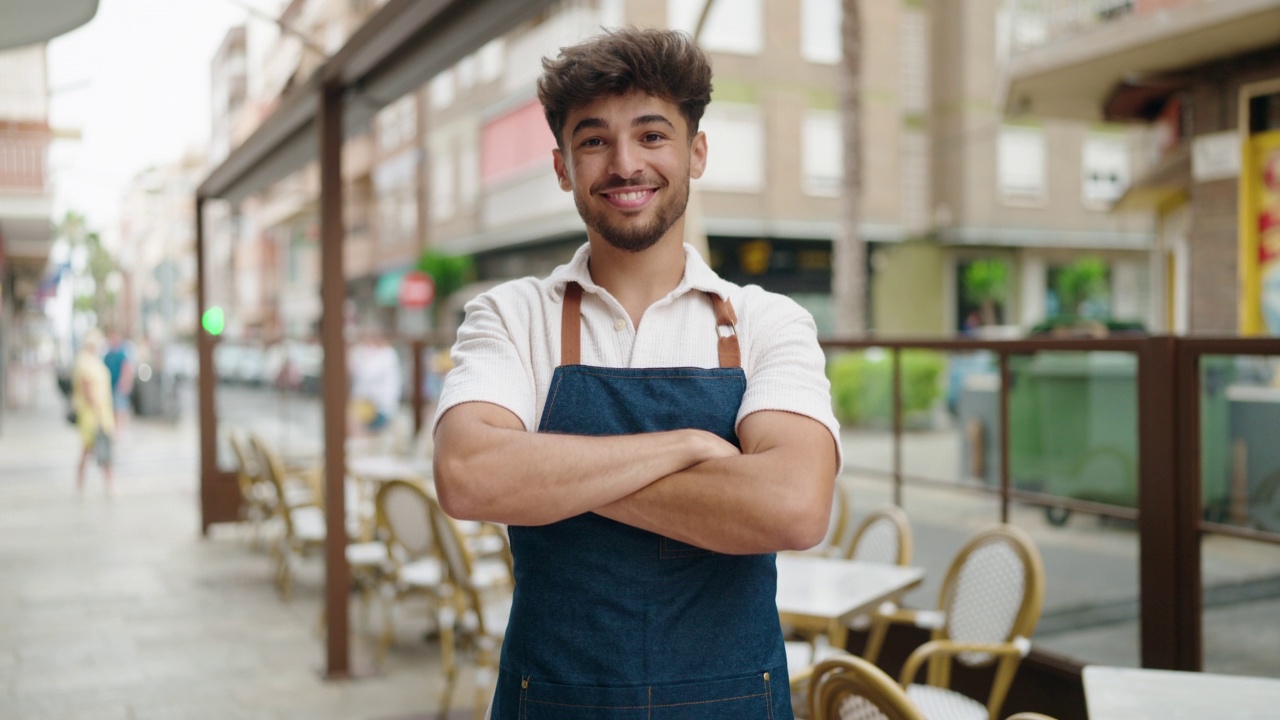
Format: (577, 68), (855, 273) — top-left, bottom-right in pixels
(586, 228), (687, 327)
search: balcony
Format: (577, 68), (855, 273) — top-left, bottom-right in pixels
(1002, 0), (1280, 121)
(0, 126), (53, 263)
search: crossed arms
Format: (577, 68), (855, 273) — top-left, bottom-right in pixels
(433, 401), (837, 555)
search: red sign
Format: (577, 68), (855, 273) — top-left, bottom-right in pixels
(399, 271), (435, 309)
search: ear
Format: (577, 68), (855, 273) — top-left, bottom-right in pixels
(689, 131), (707, 180)
(553, 148), (572, 191)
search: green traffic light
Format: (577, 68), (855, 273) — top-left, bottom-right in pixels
(202, 306), (225, 336)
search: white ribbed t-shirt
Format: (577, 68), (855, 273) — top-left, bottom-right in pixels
(433, 243), (841, 468)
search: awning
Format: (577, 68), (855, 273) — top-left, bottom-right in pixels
(374, 267), (409, 307)
(1001, 0), (1280, 122)
(0, 0), (98, 51)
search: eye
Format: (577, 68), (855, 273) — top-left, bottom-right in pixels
(642, 132), (665, 143)
(579, 137), (604, 148)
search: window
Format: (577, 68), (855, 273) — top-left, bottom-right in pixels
(697, 104), (764, 192)
(1082, 134), (1130, 207)
(430, 149), (456, 223)
(997, 124), (1046, 202)
(668, 0), (762, 56)
(375, 95), (417, 151)
(477, 39), (504, 84)
(599, 0), (625, 29)
(459, 136), (479, 211)
(456, 55), (477, 91)
(428, 69), (455, 110)
(802, 110), (841, 196)
(900, 9), (928, 114)
(801, 0), (840, 64)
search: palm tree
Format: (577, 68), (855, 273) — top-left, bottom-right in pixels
(833, 0), (865, 335)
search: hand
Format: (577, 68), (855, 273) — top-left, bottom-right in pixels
(684, 429), (741, 466)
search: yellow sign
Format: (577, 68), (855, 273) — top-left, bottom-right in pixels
(1240, 129), (1280, 336)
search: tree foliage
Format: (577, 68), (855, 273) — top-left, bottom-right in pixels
(962, 259), (1009, 326)
(1054, 257), (1109, 317)
(417, 249), (475, 326)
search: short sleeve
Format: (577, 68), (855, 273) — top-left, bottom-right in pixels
(432, 291), (537, 433)
(736, 290), (843, 472)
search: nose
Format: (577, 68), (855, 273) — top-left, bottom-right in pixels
(607, 140), (644, 180)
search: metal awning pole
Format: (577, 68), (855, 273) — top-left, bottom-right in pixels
(318, 80), (351, 678)
(196, 196), (218, 535)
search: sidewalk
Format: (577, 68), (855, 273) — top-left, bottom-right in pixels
(0, 370), (459, 720)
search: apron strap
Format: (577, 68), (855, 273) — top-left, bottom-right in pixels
(561, 282), (583, 366)
(709, 292), (741, 369)
(557, 282), (742, 369)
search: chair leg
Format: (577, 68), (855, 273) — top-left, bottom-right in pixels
(376, 591), (397, 666)
(863, 618), (889, 665)
(436, 604), (459, 719)
(473, 665), (494, 720)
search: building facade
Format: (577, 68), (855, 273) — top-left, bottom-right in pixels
(1002, 0), (1280, 335)
(205, 0), (1169, 343)
(0, 43), (55, 410)
(418, 0), (1160, 337)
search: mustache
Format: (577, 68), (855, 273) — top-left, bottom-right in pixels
(592, 176), (663, 193)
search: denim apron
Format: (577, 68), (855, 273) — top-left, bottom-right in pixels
(490, 282), (792, 719)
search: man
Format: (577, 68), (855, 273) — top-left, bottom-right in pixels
(433, 28), (840, 719)
(102, 330), (133, 431)
(348, 330), (402, 435)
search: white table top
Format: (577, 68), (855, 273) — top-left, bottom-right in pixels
(775, 553), (924, 624)
(347, 454), (433, 482)
(1083, 665), (1280, 720)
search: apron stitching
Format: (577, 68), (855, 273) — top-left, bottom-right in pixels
(523, 693), (769, 710)
(542, 373), (565, 423)
(650, 692), (770, 707)
(764, 672), (774, 720)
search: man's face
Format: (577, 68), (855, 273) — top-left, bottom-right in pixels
(553, 92), (707, 253)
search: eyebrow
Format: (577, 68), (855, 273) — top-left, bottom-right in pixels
(569, 114), (677, 139)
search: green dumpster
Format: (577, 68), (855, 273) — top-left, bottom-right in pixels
(1003, 352), (1231, 525)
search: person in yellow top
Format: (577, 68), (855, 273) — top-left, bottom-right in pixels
(72, 329), (115, 493)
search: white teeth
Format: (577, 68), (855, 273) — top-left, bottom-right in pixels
(610, 190), (649, 203)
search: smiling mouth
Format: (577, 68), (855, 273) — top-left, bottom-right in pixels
(601, 188), (656, 210)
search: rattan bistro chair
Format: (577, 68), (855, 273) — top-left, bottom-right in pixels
(808, 655), (926, 720)
(866, 524), (1046, 720)
(817, 482), (854, 557)
(374, 479), (448, 662)
(427, 494), (513, 720)
(845, 504), (914, 565)
(228, 428), (277, 548)
(788, 504), (918, 716)
(250, 434), (387, 602)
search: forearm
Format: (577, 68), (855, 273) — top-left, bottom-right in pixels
(595, 451), (833, 555)
(595, 410), (839, 555)
(434, 405), (733, 526)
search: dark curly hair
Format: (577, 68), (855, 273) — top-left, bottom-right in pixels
(536, 27), (713, 148)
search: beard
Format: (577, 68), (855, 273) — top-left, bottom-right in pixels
(575, 174), (689, 253)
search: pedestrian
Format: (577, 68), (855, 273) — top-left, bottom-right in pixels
(349, 330), (402, 438)
(72, 329), (115, 494)
(102, 329), (134, 433)
(432, 29), (841, 719)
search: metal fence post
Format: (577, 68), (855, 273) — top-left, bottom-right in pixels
(1136, 336), (1200, 670)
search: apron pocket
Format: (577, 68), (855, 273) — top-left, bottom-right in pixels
(659, 536), (712, 559)
(518, 671), (782, 720)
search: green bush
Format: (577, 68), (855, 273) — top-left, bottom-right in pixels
(828, 350), (945, 428)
